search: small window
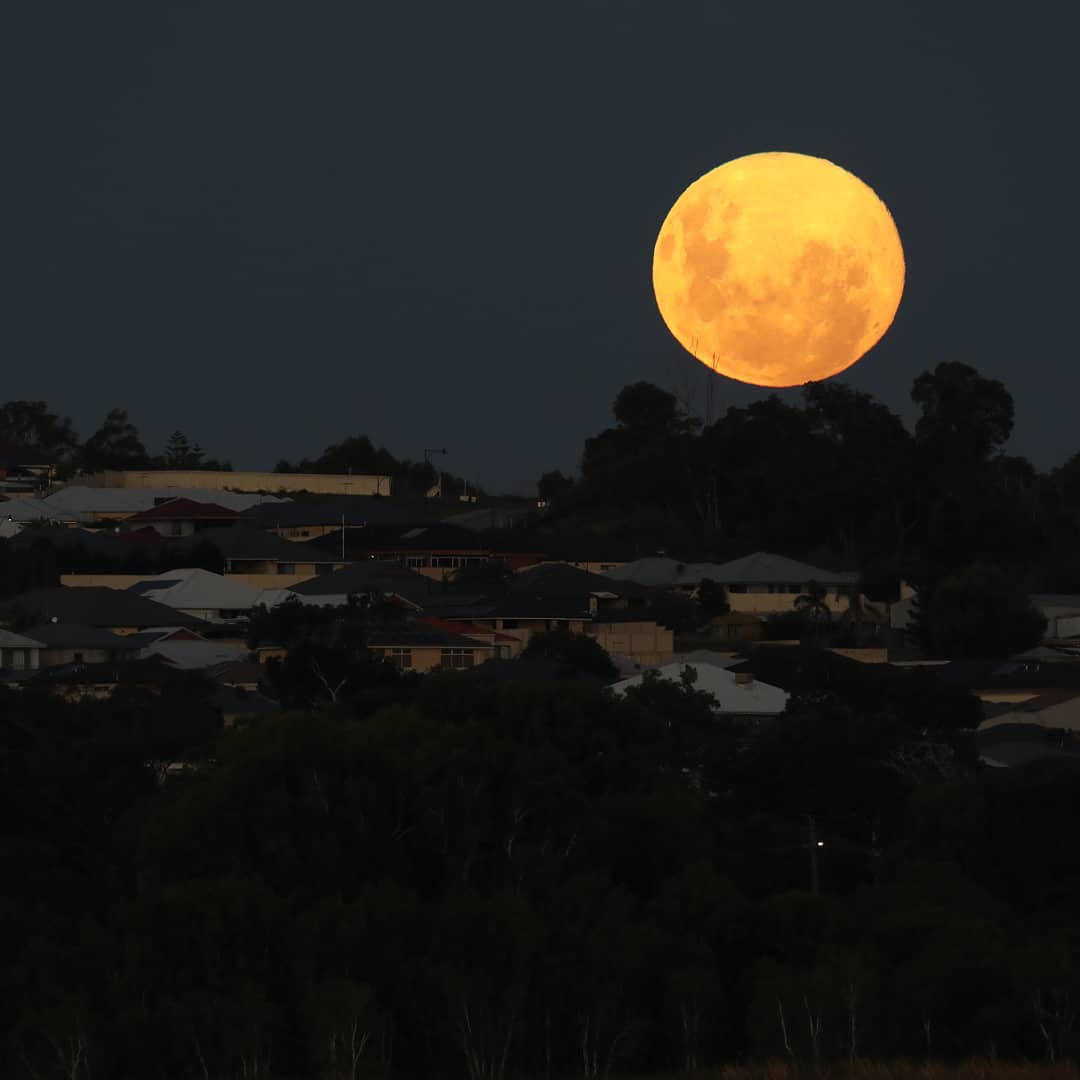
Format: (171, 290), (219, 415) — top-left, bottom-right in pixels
(440, 648), (475, 669)
(73, 652), (84, 663)
(277, 563), (296, 575)
(385, 647), (412, 669)
(406, 556), (426, 568)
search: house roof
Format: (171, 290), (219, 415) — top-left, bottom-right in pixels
(0, 628), (45, 649)
(210, 660), (265, 686)
(147, 639), (248, 670)
(609, 659), (790, 715)
(420, 594), (594, 621)
(0, 499), (79, 524)
(290, 560), (436, 604)
(416, 615), (519, 642)
(935, 659), (1080, 692)
(127, 567), (264, 612)
(126, 498), (244, 523)
(22, 623), (139, 650)
(118, 525), (171, 545)
(248, 496), (417, 529)
(608, 552), (857, 587)
(30, 654), (199, 687)
(707, 552), (857, 586)
(187, 526), (339, 563)
(41, 486), (285, 517)
(508, 562), (651, 598)
(365, 621), (496, 649)
(8, 526), (129, 556)
(0, 586), (209, 630)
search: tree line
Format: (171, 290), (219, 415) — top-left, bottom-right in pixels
(8, 638), (1080, 1079)
(0, 400), (230, 474)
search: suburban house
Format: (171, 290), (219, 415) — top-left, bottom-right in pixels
(608, 657), (789, 721)
(508, 563), (655, 613)
(308, 522), (545, 578)
(21, 623), (141, 668)
(365, 621), (500, 673)
(188, 527), (344, 582)
(0, 628), (43, 673)
(122, 497), (246, 537)
(287, 560), (438, 609)
(421, 593), (593, 647)
(608, 551), (863, 615)
(0, 586), (210, 634)
(127, 568), (289, 621)
(416, 615), (522, 659)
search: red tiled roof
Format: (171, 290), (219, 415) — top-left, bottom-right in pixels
(126, 498), (243, 522)
(119, 526), (170, 545)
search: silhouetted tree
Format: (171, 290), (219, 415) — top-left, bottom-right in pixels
(81, 409), (148, 471)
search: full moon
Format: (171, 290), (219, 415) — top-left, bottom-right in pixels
(652, 152), (904, 387)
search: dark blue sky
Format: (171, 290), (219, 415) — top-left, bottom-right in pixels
(5, 2), (1079, 492)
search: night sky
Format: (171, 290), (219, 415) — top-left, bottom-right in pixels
(6, 2), (1079, 493)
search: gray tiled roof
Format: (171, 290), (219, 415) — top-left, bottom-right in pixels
(0, 587), (209, 630)
(290, 561), (436, 603)
(0, 628), (45, 649)
(188, 526), (339, 563)
(22, 623), (138, 650)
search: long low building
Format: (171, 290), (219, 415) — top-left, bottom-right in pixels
(79, 470), (392, 496)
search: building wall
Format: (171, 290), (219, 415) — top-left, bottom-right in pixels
(726, 591), (850, 615)
(486, 617), (588, 648)
(61, 573), (156, 589)
(223, 559), (341, 578)
(85, 470), (392, 496)
(590, 621), (674, 668)
(39, 646), (114, 668)
(369, 644), (495, 673)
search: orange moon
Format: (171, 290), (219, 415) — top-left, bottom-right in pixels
(652, 152), (905, 387)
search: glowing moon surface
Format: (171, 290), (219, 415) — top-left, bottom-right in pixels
(652, 152), (905, 387)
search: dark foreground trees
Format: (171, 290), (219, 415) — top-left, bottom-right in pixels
(3, 662), (1080, 1077)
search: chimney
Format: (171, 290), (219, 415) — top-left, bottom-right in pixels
(734, 672), (754, 686)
